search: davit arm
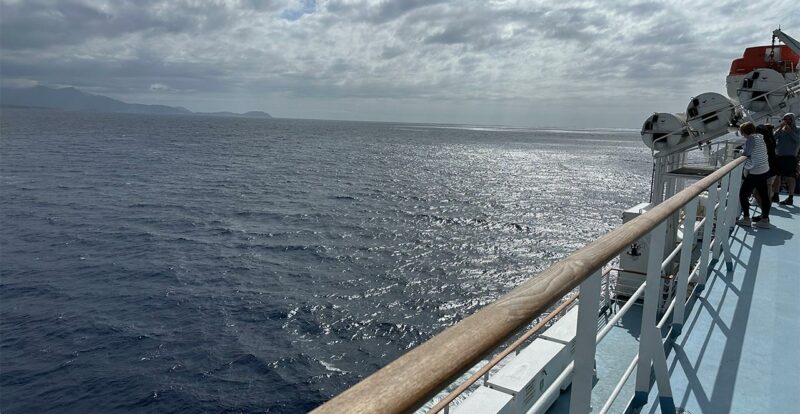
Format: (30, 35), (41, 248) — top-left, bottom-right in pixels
(773, 28), (800, 56)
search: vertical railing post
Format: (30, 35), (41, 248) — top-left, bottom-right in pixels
(726, 165), (743, 231)
(604, 269), (611, 311)
(712, 173), (730, 262)
(671, 197), (698, 337)
(718, 169), (737, 271)
(570, 269), (602, 414)
(631, 220), (668, 409)
(699, 181), (717, 288)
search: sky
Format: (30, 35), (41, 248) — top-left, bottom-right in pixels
(0, 0), (798, 128)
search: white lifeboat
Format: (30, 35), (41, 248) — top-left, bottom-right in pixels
(685, 93), (735, 134)
(737, 68), (788, 112)
(641, 113), (689, 151)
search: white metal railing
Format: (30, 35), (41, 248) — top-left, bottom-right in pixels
(528, 158), (744, 414)
(425, 270), (616, 414)
(312, 157), (745, 414)
(436, 158), (744, 414)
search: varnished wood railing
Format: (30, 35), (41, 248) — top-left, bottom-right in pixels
(311, 156), (746, 414)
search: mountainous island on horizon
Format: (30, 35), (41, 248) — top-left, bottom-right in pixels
(0, 85), (272, 119)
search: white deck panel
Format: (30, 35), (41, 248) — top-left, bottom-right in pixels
(538, 305), (578, 345)
(486, 338), (565, 413)
(450, 386), (514, 414)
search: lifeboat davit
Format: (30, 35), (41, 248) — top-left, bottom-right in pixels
(641, 113), (689, 151)
(686, 92), (735, 134)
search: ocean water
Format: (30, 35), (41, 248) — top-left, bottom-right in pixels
(0, 109), (651, 413)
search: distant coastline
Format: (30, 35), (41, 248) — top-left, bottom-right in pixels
(0, 85), (272, 119)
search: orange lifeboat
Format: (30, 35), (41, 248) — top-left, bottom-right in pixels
(726, 45), (800, 104)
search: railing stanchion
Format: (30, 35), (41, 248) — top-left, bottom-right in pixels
(719, 171), (736, 270)
(712, 173), (730, 262)
(699, 182), (717, 288)
(631, 221), (668, 409)
(727, 165), (743, 231)
(672, 197), (698, 337)
(570, 269), (602, 414)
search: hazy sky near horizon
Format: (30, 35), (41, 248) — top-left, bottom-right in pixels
(1, 0), (798, 127)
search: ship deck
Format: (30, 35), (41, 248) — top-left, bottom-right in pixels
(548, 198), (800, 414)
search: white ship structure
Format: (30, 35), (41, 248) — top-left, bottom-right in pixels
(312, 29), (800, 414)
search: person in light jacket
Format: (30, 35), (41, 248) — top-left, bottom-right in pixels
(737, 122), (772, 228)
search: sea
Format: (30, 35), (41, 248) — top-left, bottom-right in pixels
(0, 108), (652, 413)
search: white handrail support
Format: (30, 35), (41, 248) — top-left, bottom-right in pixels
(570, 270), (602, 413)
(673, 197), (699, 335)
(699, 184), (717, 287)
(713, 173), (730, 262)
(632, 220), (671, 409)
(724, 164), (744, 270)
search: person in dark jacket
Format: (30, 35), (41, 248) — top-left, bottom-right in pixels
(771, 113), (800, 205)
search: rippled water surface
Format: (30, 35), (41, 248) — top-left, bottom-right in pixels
(0, 109), (651, 413)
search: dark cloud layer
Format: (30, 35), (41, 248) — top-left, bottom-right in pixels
(1, 0), (797, 127)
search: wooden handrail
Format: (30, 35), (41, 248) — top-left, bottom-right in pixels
(426, 267), (608, 413)
(311, 156), (746, 414)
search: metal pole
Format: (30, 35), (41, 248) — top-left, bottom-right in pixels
(570, 270), (602, 414)
(699, 183), (717, 287)
(712, 174), (730, 262)
(719, 170), (736, 271)
(631, 220), (667, 409)
(672, 197), (698, 337)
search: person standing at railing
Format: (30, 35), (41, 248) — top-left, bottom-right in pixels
(755, 124), (778, 205)
(737, 122), (772, 228)
(771, 113), (800, 205)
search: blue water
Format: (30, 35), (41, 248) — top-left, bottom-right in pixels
(0, 108), (651, 413)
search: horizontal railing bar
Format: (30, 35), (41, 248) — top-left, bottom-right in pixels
(599, 355), (640, 414)
(597, 282), (646, 344)
(662, 244), (682, 270)
(311, 156), (746, 414)
(426, 293), (580, 414)
(695, 217), (706, 233)
(657, 297), (677, 329)
(688, 261), (701, 284)
(612, 267), (646, 276)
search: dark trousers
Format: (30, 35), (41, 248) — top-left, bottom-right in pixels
(739, 171), (771, 218)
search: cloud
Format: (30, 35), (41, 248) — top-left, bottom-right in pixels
(149, 83), (170, 91)
(1, 0), (799, 127)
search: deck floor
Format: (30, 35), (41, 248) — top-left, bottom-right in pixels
(640, 200), (800, 413)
